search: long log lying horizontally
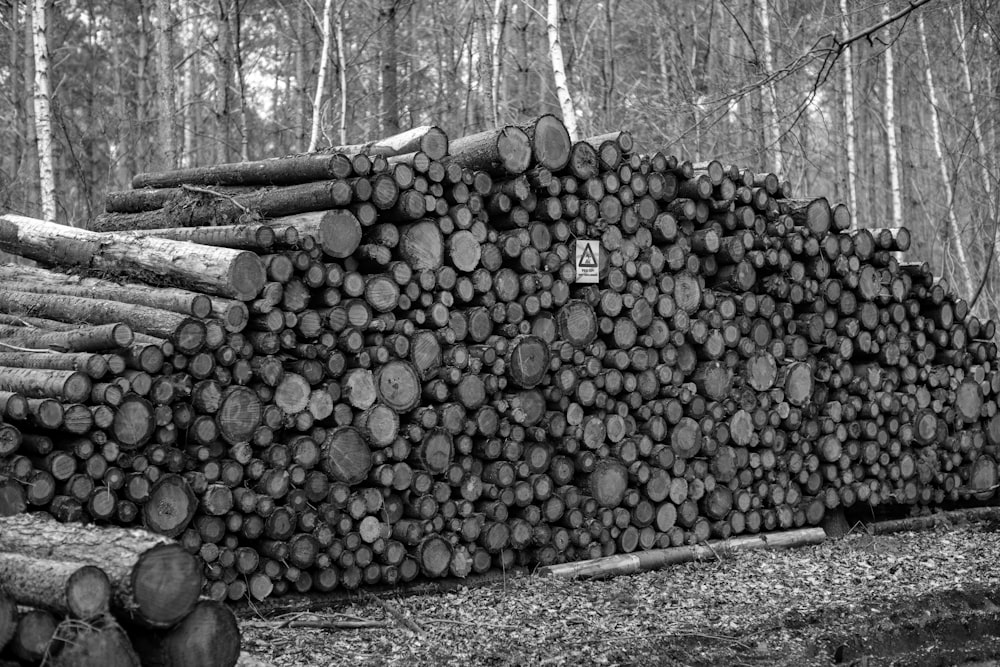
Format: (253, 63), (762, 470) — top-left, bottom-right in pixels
(0, 215), (265, 301)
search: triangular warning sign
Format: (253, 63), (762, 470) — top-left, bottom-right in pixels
(578, 243), (598, 268)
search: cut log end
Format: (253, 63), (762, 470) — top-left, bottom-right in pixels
(129, 542), (203, 628)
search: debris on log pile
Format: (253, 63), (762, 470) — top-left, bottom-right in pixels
(0, 515), (241, 666)
(0, 114), (996, 612)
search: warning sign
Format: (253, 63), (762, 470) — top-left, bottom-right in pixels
(575, 240), (600, 284)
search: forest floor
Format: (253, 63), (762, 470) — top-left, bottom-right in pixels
(236, 513), (1000, 667)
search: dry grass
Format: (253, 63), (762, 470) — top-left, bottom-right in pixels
(238, 518), (1000, 666)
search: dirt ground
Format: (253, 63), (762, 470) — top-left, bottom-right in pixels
(236, 514), (1000, 666)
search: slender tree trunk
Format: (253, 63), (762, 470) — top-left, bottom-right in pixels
(602, 0), (617, 120)
(294, 6), (309, 150)
(490, 0), (508, 125)
(216, 0), (234, 163)
(882, 2), (902, 231)
(136, 2), (152, 174)
(755, 0), (781, 175)
(335, 1), (348, 145)
(474, 0), (495, 128)
(917, 13), (976, 303)
(546, 0), (578, 140)
(154, 0), (176, 169)
(953, 3), (998, 314)
(31, 0), (56, 222)
(308, 0), (334, 152)
(839, 0), (857, 222)
(182, 3), (198, 168)
(229, 0), (250, 161)
(6, 1), (23, 211)
(379, 0), (400, 134)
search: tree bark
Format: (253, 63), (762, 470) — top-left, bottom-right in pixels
(0, 554), (111, 618)
(546, 0), (578, 141)
(379, 0), (400, 135)
(882, 2), (902, 231)
(839, 0), (857, 221)
(0, 214), (266, 301)
(0, 513), (201, 628)
(31, 0), (56, 222)
(917, 13), (976, 302)
(308, 0), (334, 153)
(154, 0), (176, 169)
(755, 0), (780, 175)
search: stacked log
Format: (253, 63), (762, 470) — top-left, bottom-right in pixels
(0, 515), (239, 666)
(0, 114), (995, 607)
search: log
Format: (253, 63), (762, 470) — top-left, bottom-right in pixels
(319, 125), (449, 162)
(130, 153), (355, 189)
(0, 554), (111, 618)
(0, 215), (265, 301)
(0, 514), (201, 628)
(0, 264), (215, 320)
(0, 323), (133, 353)
(538, 527), (826, 578)
(0, 289), (206, 354)
(48, 615), (140, 667)
(125, 224), (278, 251)
(445, 126), (532, 175)
(126, 599), (240, 667)
(263, 210), (362, 259)
(519, 115), (572, 172)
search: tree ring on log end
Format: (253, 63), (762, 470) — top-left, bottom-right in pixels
(142, 475), (196, 538)
(783, 362), (813, 407)
(556, 300), (597, 348)
(956, 379), (984, 424)
(216, 386), (262, 445)
(589, 460), (628, 508)
(322, 426), (372, 485)
(113, 395), (155, 449)
(375, 360), (421, 413)
(226, 251), (266, 301)
(130, 542), (202, 628)
(319, 210), (362, 259)
(506, 335), (550, 388)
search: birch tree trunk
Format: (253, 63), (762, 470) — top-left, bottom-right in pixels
(882, 2), (902, 231)
(917, 13), (976, 303)
(546, 0), (578, 141)
(335, 2), (348, 145)
(839, 0), (857, 222)
(308, 0), (334, 152)
(490, 0), (508, 125)
(31, 0), (56, 223)
(755, 0), (781, 175)
(154, 0), (176, 169)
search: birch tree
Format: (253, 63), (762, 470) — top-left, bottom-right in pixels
(546, 0), (578, 141)
(882, 2), (902, 230)
(335, 2), (348, 145)
(31, 0), (56, 222)
(917, 12), (976, 303)
(839, 0), (857, 218)
(755, 0), (781, 175)
(308, 0), (335, 152)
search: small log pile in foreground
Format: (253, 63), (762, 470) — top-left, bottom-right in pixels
(0, 116), (996, 607)
(0, 514), (239, 666)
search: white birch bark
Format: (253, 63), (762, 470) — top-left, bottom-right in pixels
(917, 13), (976, 302)
(335, 2), (348, 145)
(31, 0), (56, 222)
(882, 2), (902, 230)
(308, 0), (334, 152)
(839, 0), (857, 219)
(546, 0), (578, 141)
(755, 0), (781, 175)
(490, 0), (508, 125)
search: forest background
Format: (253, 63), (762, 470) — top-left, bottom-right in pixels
(1, 0), (998, 322)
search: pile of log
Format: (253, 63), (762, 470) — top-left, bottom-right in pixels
(0, 514), (239, 666)
(0, 115), (996, 605)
